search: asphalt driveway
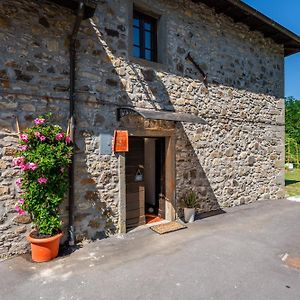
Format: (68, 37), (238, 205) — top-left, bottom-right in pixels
(1, 199), (300, 300)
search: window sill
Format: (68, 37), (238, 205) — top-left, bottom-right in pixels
(128, 56), (167, 72)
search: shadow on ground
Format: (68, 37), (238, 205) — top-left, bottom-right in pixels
(195, 208), (226, 221)
(285, 179), (300, 186)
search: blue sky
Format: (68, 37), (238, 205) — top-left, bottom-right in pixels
(243, 0), (300, 98)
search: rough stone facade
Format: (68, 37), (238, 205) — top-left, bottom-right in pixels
(0, 0), (285, 259)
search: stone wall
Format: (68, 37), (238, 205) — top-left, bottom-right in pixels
(0, 0), (285, 259)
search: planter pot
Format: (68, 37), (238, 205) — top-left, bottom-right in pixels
(27, 231), (63, 263)
(184, 208), (195, 223)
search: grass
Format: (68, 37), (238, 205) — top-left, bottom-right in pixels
(285, 168), (300, 196)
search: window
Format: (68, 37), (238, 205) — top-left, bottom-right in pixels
(133, 10), (157, 62)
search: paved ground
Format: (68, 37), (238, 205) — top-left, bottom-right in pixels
(1, 199), (300, 300)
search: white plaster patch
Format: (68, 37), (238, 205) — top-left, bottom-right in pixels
(281, 253), (288, 261)
(32, 263), (73, 283)
(77, 256), (93, 261)
(287, 196), (300, 202)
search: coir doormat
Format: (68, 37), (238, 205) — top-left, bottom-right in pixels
(150, 221), (187, 234)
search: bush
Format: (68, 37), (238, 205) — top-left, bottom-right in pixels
(14, 114), (73, 236)
(180, 191), (198, 208)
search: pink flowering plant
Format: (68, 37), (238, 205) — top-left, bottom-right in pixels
(14, 113), (73, 236)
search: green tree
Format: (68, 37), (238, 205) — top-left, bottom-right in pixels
(285, 97), (300, 166)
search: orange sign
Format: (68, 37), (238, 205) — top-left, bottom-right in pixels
(113, 130), (129, 152)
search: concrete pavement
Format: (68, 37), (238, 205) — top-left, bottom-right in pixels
(1, 199), (300, 300)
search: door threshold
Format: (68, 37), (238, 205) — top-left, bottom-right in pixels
(145, 214), (164, 224)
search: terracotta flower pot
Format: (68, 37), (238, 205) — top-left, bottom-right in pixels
(27, 231), (63, 263)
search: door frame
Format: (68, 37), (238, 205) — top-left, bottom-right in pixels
(118, 128), (176, 233)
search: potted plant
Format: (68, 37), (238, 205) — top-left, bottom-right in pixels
(181, 191), (198, 223)
(13, 114), (72, 262)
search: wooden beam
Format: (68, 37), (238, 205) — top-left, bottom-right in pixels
(165, 135), (176, 221)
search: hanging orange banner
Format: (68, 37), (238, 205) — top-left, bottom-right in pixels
(112, 130), (129, 152)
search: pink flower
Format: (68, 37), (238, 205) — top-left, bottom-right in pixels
(18, 198), (25, 205)
(65, 136), (72, 143)
(15, 205), (25, 215)
(20, 163), (29, 171)
(18, 144), (28, 151)
(16, 178), (22, 186)
(37, 177), (48, 184)
(55, 132), (65, 141)
(28, 162), (38, 171)
(20, 162), (38, 171)
(34, 131), (41, 138)
(39, 135), (46, 142)
(60, 167), (65, 173)
(34, 118), (45, 125)
(20, 134), (29, 143)
(13, 156), (25, 166)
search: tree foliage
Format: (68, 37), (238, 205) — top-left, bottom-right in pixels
(285, 97), (300, 166)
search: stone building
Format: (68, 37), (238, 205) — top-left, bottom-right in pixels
(0, 0), (299, 259)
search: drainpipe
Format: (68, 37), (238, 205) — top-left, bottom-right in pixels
(68, 1), (85, 246)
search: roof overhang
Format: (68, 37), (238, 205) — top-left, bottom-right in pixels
(117, 107), (207, 124)
(192, 0), (300, 56)
(47, 0), (98, 19)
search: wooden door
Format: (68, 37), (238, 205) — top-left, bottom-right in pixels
(125, 138), (145, 231)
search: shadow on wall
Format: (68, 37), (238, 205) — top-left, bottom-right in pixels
(175, 123), (224, 218)
(71, 12), (233, 240)
(69, 119), (119, 242)
(69, 0), (285, 241)
(73, 146), (117, 242)
(285, 179), (300, 186)
(80, 19), (224, 224)
(125, 62), (173, 111)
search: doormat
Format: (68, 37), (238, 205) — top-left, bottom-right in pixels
(150, 221), (187, 235)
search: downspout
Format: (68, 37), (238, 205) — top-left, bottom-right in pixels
(68, 1), (85, 246)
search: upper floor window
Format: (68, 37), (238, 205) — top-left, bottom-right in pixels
(133, 10), (157, 62)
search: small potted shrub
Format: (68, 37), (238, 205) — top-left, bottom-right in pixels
(13, 114), (72, 262)
(181, 191), (198, 223)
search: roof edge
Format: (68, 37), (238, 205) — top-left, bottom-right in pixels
(229, 0), (300, 45)
(193, 0), (300, 56)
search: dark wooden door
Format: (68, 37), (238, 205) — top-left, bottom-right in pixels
(125, 138), (145, 231)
